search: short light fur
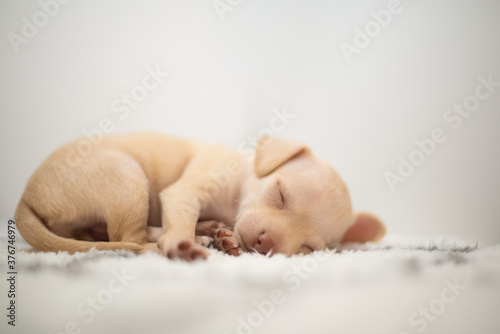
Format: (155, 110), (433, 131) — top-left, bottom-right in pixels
(14, 133), (385, 261)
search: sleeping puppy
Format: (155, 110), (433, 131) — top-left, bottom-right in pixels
(14, 133), (385, 261)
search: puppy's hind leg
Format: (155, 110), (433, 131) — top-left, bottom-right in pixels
(98, 152), (151, 251)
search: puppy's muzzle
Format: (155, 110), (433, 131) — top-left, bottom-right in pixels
(252, 232), (274, 256)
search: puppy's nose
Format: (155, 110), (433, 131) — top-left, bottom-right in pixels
(254, 232), (274, 255)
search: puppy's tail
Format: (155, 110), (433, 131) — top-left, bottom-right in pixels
(14, 200), (144, 254)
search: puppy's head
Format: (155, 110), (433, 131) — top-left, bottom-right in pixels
(234, 136), (385, 256)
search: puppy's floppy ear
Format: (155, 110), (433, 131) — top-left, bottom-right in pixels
(341, 213), (386, 243)
(254, 136), (309, 177)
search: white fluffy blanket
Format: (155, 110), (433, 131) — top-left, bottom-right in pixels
(1, 236), (499, 334)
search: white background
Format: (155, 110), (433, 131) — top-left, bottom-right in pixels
(1, 0), (499, 246)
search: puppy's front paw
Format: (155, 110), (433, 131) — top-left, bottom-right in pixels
(195, 220), (227, 236)
(214, 228), (243, 257)
(158, 238), (211, 262)
(195, 221), (243, 257)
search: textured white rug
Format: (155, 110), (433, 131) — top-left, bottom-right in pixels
(1, 235), (499, 334)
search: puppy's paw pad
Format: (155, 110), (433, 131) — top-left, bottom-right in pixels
(216, 229), (232, 238)
(221, 238), (239, 249)
(178, 240), (192, 251)
(213, 228), (243, 257)
(190, 248), (209, 260)
(227, 248), (243, 256)
(161, 239), (210, 262)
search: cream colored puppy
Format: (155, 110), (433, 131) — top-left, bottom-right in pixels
(14, 133), (385, 261)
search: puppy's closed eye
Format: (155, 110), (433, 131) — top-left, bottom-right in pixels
(274, 181), (285, 209)
(265, 181), (286, 209)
